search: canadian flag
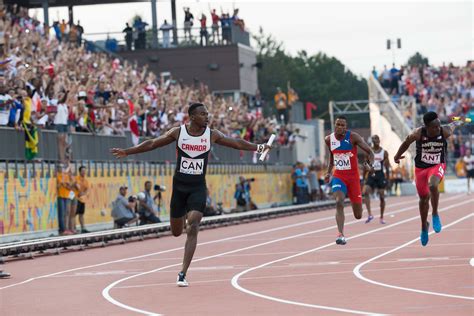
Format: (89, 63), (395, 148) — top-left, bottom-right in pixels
(32, 92), (42, 112)
(128, 114), (140, 146)
(127, 99), (134, 116)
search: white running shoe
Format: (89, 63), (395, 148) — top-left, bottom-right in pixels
(176, 272), (189, 287)
(336, 234), (347, 245)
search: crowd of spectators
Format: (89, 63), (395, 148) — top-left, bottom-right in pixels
(374, 61), (474, 173)
(373, 62), (473, 127)
(0, 5), (302, 164)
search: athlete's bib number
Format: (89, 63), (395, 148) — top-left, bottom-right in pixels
(421, 152), (441, 164)
(373, 160), (382, 171)
(334, 153), (351, 170)
(180, 157), (204, 175)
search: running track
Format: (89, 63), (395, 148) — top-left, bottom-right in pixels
(1, 194), (473, 315)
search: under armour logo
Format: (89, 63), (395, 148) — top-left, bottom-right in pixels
(201, 138), (207, 143)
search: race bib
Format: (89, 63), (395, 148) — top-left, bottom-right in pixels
(421, 152), (441, 164)
(179, 157), (204, 175)
(373, 160), (382, 171)
(334, 153), (351, 170)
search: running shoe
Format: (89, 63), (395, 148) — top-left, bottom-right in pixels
(176, 271), (189, 287)
(379, 218), (386, 224)
(365, 215), (374, 224)
(420, 222), (430, 246)
(336, 234), (347, 245)
(0, 271), (11, 279)
(432, 214), (442, 233)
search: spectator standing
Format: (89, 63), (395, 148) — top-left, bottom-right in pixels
(122, 23), (133, 50)
(183, 7), (194, 43)
(75, 165), (90, 233)
(199, 14), (208, 46)
(159, 20), (173, 48)
(274, 87), (288, 125)
(210, 9), (220, 44)
(381, 65), (391, 91)
(57, 164), (73, 235)
(294, 162), (309, 204)
(76, 20), (84, 45)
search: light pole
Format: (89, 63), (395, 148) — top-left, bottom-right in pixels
(386, 38), (402, 65)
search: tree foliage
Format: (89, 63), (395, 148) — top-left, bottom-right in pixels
(407, 52), (429, 67)
(253, 28), (368, 122)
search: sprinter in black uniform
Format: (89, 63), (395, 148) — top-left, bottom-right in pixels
(394, 112), (466, 246)
(111, 103), (271, 286)
(363, 135), (390, 224)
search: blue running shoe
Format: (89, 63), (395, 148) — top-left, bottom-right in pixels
(432, 214), (442, 233)
(420, 222), (430, 246)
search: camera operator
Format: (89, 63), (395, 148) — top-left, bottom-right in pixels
(111, 186), (139, 228)
(203, 188), (222, 216)
(138, 181), (162, 225)
(233, 176), (257, 212)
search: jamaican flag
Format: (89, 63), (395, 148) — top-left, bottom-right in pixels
(23, 122), (38, 160)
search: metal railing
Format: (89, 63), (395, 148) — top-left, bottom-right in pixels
(83, 24), (250, 52)
(0, 127), (296, 164)
(368, 75), (414, 155)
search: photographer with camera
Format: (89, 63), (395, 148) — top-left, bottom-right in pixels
(111, 186), (139, 228)
(233, 176), (257, 212)
(138, 181), (162, 225)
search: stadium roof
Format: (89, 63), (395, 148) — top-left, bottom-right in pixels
(5, 0), (150, 8)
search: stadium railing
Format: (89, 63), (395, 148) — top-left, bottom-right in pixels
(0, 127), (296, 164)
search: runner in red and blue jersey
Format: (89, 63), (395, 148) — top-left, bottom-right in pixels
(324, 116), (375, 245)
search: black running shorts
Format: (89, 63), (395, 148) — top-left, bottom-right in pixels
(366, 173), (387, 189)
(170, 177), (207, 218)
(76, 201), (85, 215)
(467, 170), (474, 179)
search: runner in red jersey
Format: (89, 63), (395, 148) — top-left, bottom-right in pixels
(394, 111), (467, 246)
(324, 116), (375, 245)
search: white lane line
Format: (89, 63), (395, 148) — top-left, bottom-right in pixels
(230, 198), (472, 315)
(102, 196), (461, 315)
(0, 198), (418, 291)
(353, 212), (474, 300)
(116, 263), (469, 290)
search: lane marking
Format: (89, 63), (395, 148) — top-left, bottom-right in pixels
(115, 263), (468, 290)
(354, 212), (474, 300)
(470, 258), (474, 267)
(230, 199), (473, 315)
(103, 195), (462, 315)
(0, 198), (418, 291)
(101, 197), (435, 316)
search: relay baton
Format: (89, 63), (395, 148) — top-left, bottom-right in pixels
(259, 134), (276, 161)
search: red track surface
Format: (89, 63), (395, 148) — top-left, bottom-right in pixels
(1, 194), (473, 315)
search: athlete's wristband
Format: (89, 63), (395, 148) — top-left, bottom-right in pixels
(256, 144), (265, 154)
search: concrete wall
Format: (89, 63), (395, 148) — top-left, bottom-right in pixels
(119, 44), (258, 94)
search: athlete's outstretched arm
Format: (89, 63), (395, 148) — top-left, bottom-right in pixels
(351, 132), (375, 165)
(383, 150), (391, 179)
(442, 120), (466, 138)
(324, 136), (334, 183)
(393, 128), (421, 164)
(110, 127), (179, 158)
(212, 129), (270, 152)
